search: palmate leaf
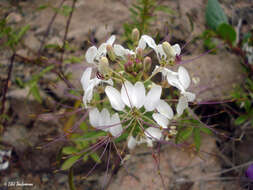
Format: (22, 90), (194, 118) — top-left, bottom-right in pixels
(205, 0), (228, 30)
(217, 23), (236, 44)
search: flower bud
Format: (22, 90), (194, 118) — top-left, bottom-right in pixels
(162, 41), (176, 58)
(135, 58), (142, 71)
(143, 56), (152, 72)
(98, 56), (110, 75)
(106, 44), (116, 61)
(136, 47), (143, 58)
(124, 61), (134, 73)
(131, 28), (140, 42)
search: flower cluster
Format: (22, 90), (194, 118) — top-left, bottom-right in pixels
(81, 29), (196, 149)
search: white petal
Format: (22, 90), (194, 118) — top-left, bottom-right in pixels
(83, 87), (93, 106)
(178, 66), (190, 90)
(146, 138), (153, 147)
(85, 46), (98, 64)
(184, 91), (196, 102)
(105, 86), (125, 111)
(144, 85), (162, 111)
(128, 136), (137, 150)
(100, 108), (110, 131)
(137, 37), (146, 50)
(114, 44), (134, 57)
(0, 161), (9, 170)
(156, 100), (174, 119)
(145, 127), (162, 140)
(81, 67), (92, 91)
(104, 79), (113, 86)
(157, 44), (167, 59)
(132, 82), (145, 108)
(166, 72), (182, 91)
(121, 81), (134, 108)
(114, 44), (127, 57)
(176, 96), (188, 116)
(172, 44), (181, 55)
(106, 35), (116, 45)
(109, 113), (123, 137)
(152, 113), (168, 129)
(161, 67), (178, 79)
(141, 35), (157, 50)
(89, 108), (100, 127)
(97, 43), (107, 57)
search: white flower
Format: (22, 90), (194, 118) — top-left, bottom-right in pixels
(81, 67), (113, 107)
(139, 35), (181, 61)
(152, 99), (174, 129)
(127, 135), (138, 150)
(144, 127), (163, 147)
(85, 35), (116, 64)
(127, 126), (163, 149)
(105, 81), (162, 111)
(0, 149), (11, 171)
(113, 44), (135, 58)
(89, 108), (123, 137)
(155, 66), (195, 116)
(113, 39), (146, 59)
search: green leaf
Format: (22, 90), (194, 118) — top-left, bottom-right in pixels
(29, 83), (42, 103)
(83, 155), (89, 162)
(193, 128), (201, 152)
(76, 130), (107, 140)
(79, 122), (88, 131)
(15, 25), (30, 43)
(235, 115), (248, 125)
(90, 153), (101, 163)
(217, 23), (236, 43)
(61, 155), (81, 170)
(37, 4), (49, 11)
(64, 56), (83, 64)
(68, 167), (77, 190)
(62, 5), (72, 17)
(15, 77), (25, 88)
(176, 127), (193, 143)
(200, 127), (212, 135)
(155, 5), (174, 15)
(62, 146), (79, 155)
(114, 133), (128, 143)
(205, 0), (228, 30)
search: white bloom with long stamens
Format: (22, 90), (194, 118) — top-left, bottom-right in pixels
(144, 127), (163, 147)
(152, 99), (174, 129)
(85, 35), (116, 64)
(113, 44), (135, 58)
(105, 81), (162, 112)
(155, 66), (195, 116)
(139, 35), (181, 61)
(81, 67), (113, 107)
(89, 108), (123, 137)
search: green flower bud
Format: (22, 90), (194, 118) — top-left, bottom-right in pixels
(136, 47), (143, 59)
(131, 28), (140, 42)
(143, 56), (152, 72)
(99, 57), (110, 75)
(135, 58), (142, 71)
(162, 41), (176, 58)
(124, 61), (134, 73)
